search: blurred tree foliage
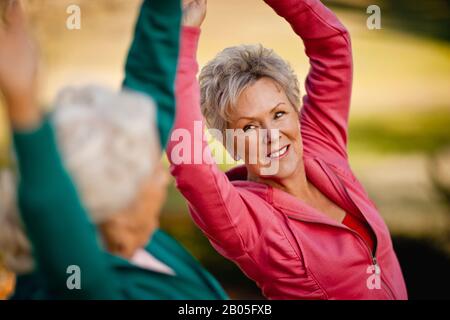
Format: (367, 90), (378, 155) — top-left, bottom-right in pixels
(327, 0), (450, 41)
(348, 108), (450, 154)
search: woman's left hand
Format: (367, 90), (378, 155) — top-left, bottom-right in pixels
(182, 0), (207, 28)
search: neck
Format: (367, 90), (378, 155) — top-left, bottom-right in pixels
(248, 161), (314, 200)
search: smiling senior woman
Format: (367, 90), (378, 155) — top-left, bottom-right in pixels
(168, 0), (408, 299)
(0, 0), (226, 299)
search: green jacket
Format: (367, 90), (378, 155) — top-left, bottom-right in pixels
(123, 0), (180, 147)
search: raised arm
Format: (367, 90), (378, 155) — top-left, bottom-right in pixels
(122, 0), (182, 147)
(265, 0), (353, 162)
(0, 0), (120, 299)
(166, 6), (260, 260)
(13, 121), (121, 299)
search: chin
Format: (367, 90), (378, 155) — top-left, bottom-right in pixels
(263, 168), (296, 180)
(258, 156), (299, 178)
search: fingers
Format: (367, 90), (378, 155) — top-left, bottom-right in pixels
(3, 0), (26, 30)
(0, 0), (31, 45)
(0, 0), (10, 30)
(183, 0), (207, 10)
(182, 0), (195, 9)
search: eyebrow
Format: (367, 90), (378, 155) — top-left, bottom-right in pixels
(236, 102), (285, 121)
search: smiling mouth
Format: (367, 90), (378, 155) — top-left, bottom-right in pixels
(267, 145), (290, 159)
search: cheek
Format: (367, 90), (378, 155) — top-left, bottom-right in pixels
(234, 133), (259, 161)
(132, 209), (157, 247)
(140, 188), (166, 230)
(294, 126), (303, 155)
(284, 113), (301, 136)
(240, 134), (272, 166)
(283, 116), (303, 150)
(150, 187), (167, 212)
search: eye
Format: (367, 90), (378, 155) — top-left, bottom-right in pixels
(243, 124), (256, 132)
(274, 111), (285, 119)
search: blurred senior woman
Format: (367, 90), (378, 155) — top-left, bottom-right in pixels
(0, 0), (226, 299)
(167, 0), (408, 299)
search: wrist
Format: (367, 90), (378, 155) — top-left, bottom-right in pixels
(180, 26), (201, 59)
(5, 93), (42, 131)
(182, 20), (201, 28)
(182, 15), (205, 28)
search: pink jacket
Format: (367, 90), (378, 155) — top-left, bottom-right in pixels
(168, 0), (408, 300)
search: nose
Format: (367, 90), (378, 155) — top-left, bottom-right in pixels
(261, 126), (281, 145)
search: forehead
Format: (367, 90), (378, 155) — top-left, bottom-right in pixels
(231, 77), (287, 119)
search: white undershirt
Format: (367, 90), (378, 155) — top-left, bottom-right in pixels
(130, 248), (176, 276)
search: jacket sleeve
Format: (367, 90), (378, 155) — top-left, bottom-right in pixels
(265, 0), (353, 163)
(14, 120), (121, 299)
(166, 27), (260, 260)
(122, 0), (182, 148)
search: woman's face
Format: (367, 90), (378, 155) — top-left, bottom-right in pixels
(99, 162), (169, 259)
(228, 77), (303, 181)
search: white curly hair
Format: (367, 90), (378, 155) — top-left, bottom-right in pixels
(0, 85), (160, 274)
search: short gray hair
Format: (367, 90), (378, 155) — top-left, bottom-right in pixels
(0, 85), (160, 274)
(199, 44), (301, 133)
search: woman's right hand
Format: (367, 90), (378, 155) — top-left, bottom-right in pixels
(182, 0), (207, 28)
(0, 0), (41, 129)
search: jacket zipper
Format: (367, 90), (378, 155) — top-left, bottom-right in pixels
(313, 158), (396, 299)
(287, 213), (394, 299)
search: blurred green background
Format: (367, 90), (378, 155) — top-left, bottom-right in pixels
(0, 0), (449, 299)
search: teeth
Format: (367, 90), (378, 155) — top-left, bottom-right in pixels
(269, 146), (288, 159)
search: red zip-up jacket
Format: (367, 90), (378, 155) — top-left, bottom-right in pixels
(167, 0), (408, 299)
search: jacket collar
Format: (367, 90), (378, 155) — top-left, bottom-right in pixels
(225, 156), (356, 226)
